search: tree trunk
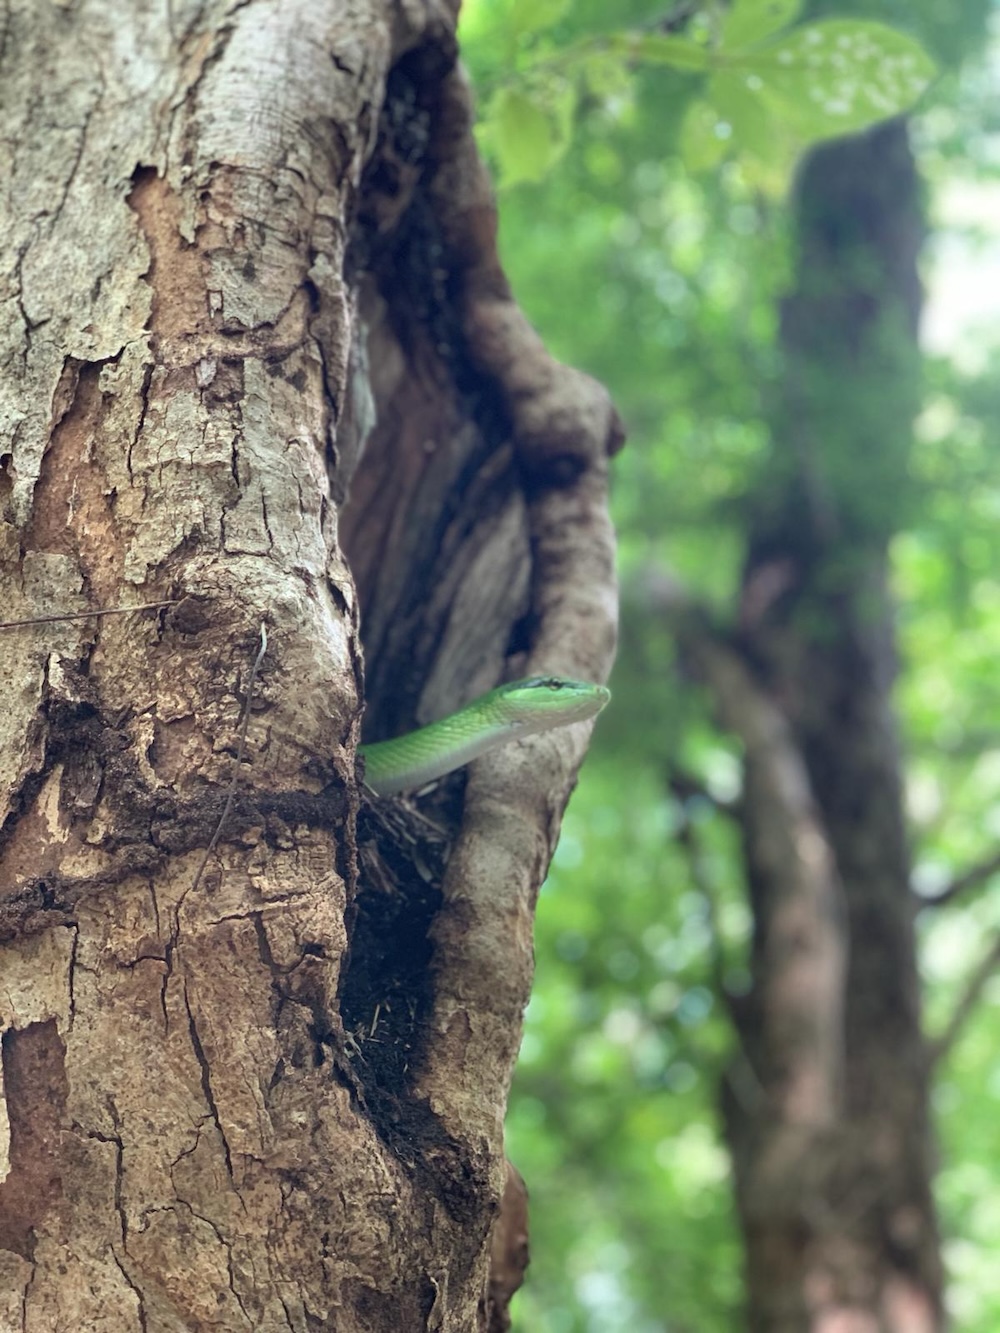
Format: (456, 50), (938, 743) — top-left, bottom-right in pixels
(0, 4), (618, 1330)
(643, 117), (940, 1333)
(721, 122), (941, 1332)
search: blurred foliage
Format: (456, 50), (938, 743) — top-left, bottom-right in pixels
(458, 0), (1000, 1330)
(462, 0), (936, 194)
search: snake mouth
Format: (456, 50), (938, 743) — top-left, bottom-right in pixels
(555, 687), (610, 724)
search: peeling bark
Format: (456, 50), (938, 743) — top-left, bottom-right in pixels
(0, 3), (617, 1329)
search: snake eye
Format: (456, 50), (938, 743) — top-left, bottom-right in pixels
(546, 679), (563, 690)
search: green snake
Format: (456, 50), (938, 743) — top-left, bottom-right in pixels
(359, 676), (610, 796)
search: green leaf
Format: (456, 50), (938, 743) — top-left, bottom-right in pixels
(737, 20), (937, 138)
(680, 22), (935, 193)
(721, 0), (802, 50)
(681, 80), (800, 194)
(509, 0), (571, 40)
(579, 50), (634, 101)
(706, 72), (780, 163)
(679, 99), (730, 174)
(489, 84), (574, 187)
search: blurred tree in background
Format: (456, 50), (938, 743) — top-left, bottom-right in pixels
(460, 0), (1000, 1329)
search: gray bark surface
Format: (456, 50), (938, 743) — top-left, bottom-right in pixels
(0, 3), (618, 1329)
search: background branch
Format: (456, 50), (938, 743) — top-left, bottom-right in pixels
(918, 848), (1000, 910)
(928, 932), (1000, 1068)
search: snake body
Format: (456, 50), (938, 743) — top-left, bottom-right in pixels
(359, 676), (610, 796)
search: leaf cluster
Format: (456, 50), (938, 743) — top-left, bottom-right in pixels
(462, 0), (936, 194)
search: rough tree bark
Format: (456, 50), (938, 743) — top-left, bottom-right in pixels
(651, 121), (940, 1331)
(0, 3), (618, 1330)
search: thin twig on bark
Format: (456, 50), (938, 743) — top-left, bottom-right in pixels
(0, 599), (178, 630)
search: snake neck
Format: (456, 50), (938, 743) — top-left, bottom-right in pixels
(360, 704), (516, 796)
(358, 678), (608, 797)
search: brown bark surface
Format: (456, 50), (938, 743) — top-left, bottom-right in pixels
(722, 123), (940, 1332)
(642, 120), (938, 1333)
(0, 3), (618, 1329)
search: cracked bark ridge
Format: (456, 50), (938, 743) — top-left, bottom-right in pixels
(0, 2), (616, 1329)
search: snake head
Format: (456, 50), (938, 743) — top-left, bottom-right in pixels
(493, 676), (611, 733)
